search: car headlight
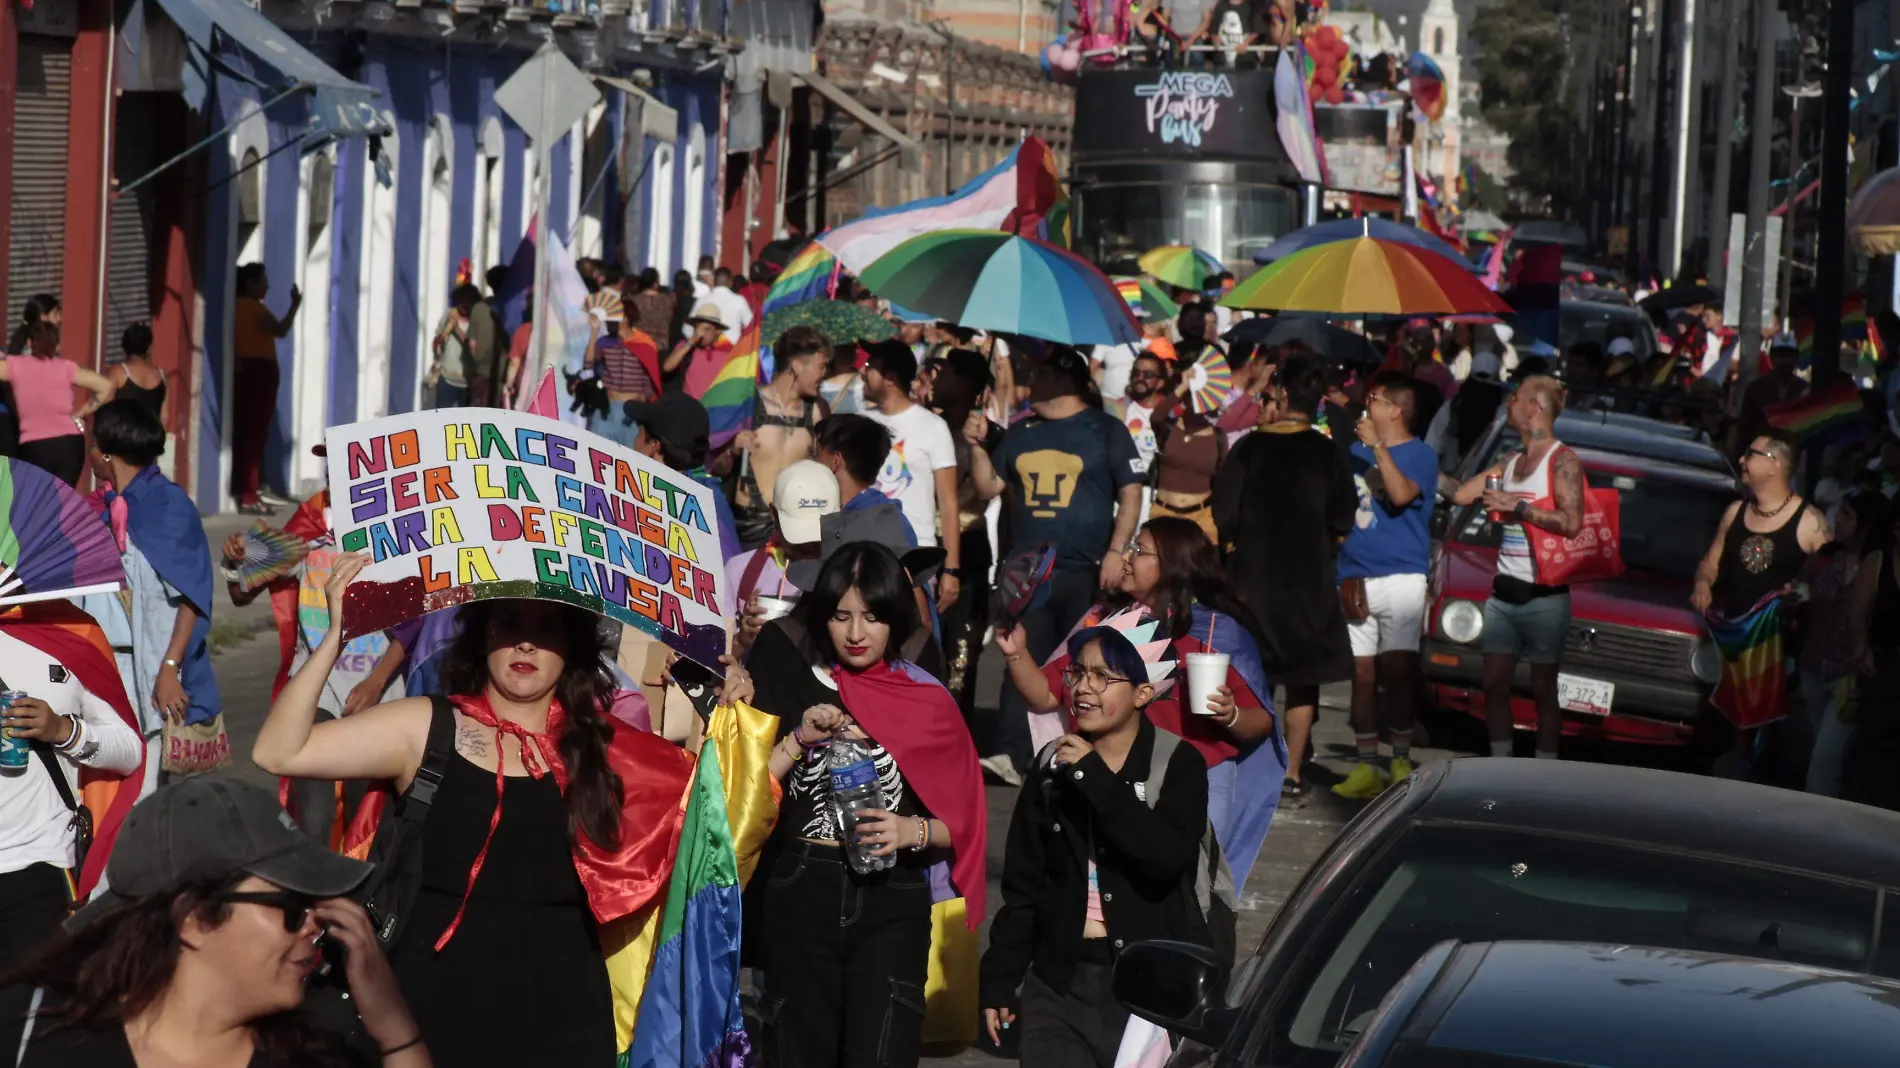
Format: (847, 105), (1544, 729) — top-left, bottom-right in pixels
(1691, 640), (1721, 684)
(1439, 599), (1484, 644)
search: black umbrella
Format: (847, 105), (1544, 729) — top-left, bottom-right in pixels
(1637, 282), (1721, 314)
(1223, 316), (1382, 366)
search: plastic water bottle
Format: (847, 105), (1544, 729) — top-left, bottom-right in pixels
(828, 737), (894, 874)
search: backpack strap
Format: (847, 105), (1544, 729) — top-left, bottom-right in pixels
(402, 695), (459, 821)
(1142, 728), (1182, 809)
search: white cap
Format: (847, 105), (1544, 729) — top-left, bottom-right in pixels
(774, 460), (840, 545)
(1606, 337), (1635, 357)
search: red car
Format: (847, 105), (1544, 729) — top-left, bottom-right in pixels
(1423, 412), (1740, 747)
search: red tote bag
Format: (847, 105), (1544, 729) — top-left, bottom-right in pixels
(1525, 448), (1626, 585)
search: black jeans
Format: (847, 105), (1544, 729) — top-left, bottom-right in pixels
(0, 864), (71, 1056)
(988, 566), (1100, 771)
(1019, 946), (1131, 1068)
(760, 839), (933, 1068)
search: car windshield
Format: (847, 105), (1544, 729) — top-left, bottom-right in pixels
(1252, 825), (1882, 1067)
(1561, 304), (1654, 363)
(1451, 467), (1731, 580)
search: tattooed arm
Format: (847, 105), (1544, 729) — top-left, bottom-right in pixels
(1691, 501), (1739, 614)
(1518, 445), (1585, 538)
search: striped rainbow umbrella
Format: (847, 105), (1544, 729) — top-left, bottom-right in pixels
(1219, 236), (1513, 317)
(1112, 276), (1180, 321)
(1138, 245), (1225, 291)
(859, 229), (1142, 346)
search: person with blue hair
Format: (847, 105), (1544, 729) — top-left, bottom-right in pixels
(980, 623), (1212, 1068)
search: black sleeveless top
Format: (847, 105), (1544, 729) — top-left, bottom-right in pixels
(116, 374), (166, 421)
(1712, 499), (1810, 618)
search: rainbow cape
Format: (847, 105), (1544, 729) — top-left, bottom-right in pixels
(1708, 594), (1786, 731)
(605, 700), (779, 1061)
(624, 735), (749, 1068)
(1763, 382), (1867, 446)
(698, 325), (762, 451)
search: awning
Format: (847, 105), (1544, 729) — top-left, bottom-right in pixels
(798, 71), (922, 169)
(595, 75), (680, 143)
(147, 0), (384, 144)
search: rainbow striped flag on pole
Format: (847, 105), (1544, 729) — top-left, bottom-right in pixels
(698, 326), (762, 451)
(1707, 595), (1787, 731)
(625, 736), (751, 1068)
(1762, 382), (1868, 446)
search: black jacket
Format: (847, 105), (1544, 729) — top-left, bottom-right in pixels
(978, 716), (1211, 1008)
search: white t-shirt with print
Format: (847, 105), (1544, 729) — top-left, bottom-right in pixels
(867, 403), (958, 547)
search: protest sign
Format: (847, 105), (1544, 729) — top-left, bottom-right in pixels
(325, 409), (728, 670)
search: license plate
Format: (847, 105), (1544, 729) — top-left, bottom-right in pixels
(1557, 674), (1615, 716)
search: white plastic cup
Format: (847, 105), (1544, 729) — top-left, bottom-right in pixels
(753, 594), (797, 622)
(1184, 652), (1231, 715)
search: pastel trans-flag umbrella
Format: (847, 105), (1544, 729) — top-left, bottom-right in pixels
(859, 230), (1142, 347)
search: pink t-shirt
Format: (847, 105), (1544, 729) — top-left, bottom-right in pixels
(7, 355), (77, 444)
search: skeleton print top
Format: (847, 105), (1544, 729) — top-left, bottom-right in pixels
(779, 665), (929, 842)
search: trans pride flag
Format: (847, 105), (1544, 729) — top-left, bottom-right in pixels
(817, 137), (1060, 274)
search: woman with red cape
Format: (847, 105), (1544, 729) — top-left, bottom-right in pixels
(744, 542), (986, 1067)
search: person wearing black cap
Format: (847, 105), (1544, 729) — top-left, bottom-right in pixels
(623, 391), (742, 563)
(966, 347), (1144, 784)
(7, 777), (429, 1067)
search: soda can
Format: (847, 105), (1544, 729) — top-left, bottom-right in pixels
(0, 691), (30, 769)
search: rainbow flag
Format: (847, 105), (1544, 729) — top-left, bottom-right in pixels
(700, 326), (762, 450)
(1843, 292), (1868, 340)
(1762, 382), (1867, 445)
(1708, 595), (1787, 731)
(1861, 315), (1887, 377)
(605, 701), (779, 1062)
(757, 244), (838, 379)
(1794, 316), (1815, 370)
(625, 736), (749, 1068)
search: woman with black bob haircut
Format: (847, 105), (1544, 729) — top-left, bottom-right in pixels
(747, 541), (987, 1068)
(8, 777), (430, 1067)
(254, 558), (694, 1066)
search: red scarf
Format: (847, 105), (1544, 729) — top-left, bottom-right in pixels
(832, 661), (987, 928)
(0, 602), (142, 898)
(425, 694), (694, 948)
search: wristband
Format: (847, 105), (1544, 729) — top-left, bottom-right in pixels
(1513, 499), (1530, 520)
(53, 714), (82, 752)
(380, 1036), (424, 1056)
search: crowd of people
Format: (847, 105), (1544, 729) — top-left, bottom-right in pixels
(6, 241), (1900, 1068)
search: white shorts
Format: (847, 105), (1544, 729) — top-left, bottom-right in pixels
(1345, 573), (1430, 657)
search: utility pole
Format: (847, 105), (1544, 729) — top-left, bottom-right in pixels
(1706, 0), (1742, 287)
(1647, 0), (1679, 276)
(1812, 0), (1854, 387)
(1736, 0), (1778, 387)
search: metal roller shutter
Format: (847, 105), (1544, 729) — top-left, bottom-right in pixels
(104, 95), (161, 351)
(7, 38), (72, 333)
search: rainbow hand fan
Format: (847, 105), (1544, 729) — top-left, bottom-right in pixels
(1183, 348), (1234, 414)
(235, 520), (311, 593)
(584, 288), (624, 325)
(0, 458), (126, 606)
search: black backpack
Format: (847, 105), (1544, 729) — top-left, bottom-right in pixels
(361, 695), (458, 948)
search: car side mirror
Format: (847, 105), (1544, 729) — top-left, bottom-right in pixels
(1113, 941), (1235, 1047)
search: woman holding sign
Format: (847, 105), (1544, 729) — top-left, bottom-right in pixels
(253, 561), (695, 1066)
(745, 542), (986, 1068)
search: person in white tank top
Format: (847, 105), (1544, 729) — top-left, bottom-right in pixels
(1451, 375), (1587, 760)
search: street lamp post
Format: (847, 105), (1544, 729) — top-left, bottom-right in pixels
(1736, 0), (1778, 386)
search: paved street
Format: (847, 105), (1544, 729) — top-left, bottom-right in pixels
(200, 547), (1455, 1062)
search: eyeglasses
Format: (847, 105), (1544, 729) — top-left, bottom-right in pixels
(1743, 448), (1778, 462)
(216, 890), (316, 932)
(1063, 664), (1134, 692)
(1122, 541), (1158, 558)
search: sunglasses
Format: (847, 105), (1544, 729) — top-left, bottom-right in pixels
(216, 890), (316, 932)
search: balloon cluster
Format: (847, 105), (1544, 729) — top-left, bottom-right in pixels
(1305, 24), (1352, 105)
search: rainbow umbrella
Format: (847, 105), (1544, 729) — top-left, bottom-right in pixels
(859, 229), (1142, 346)
(1112, 276), (1180, 321)
(1138, 245), (1225, 291)
(0, 458), (126, 606)
(1220, 237), (1512, 316)
(1252, 217), (1480, 273)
